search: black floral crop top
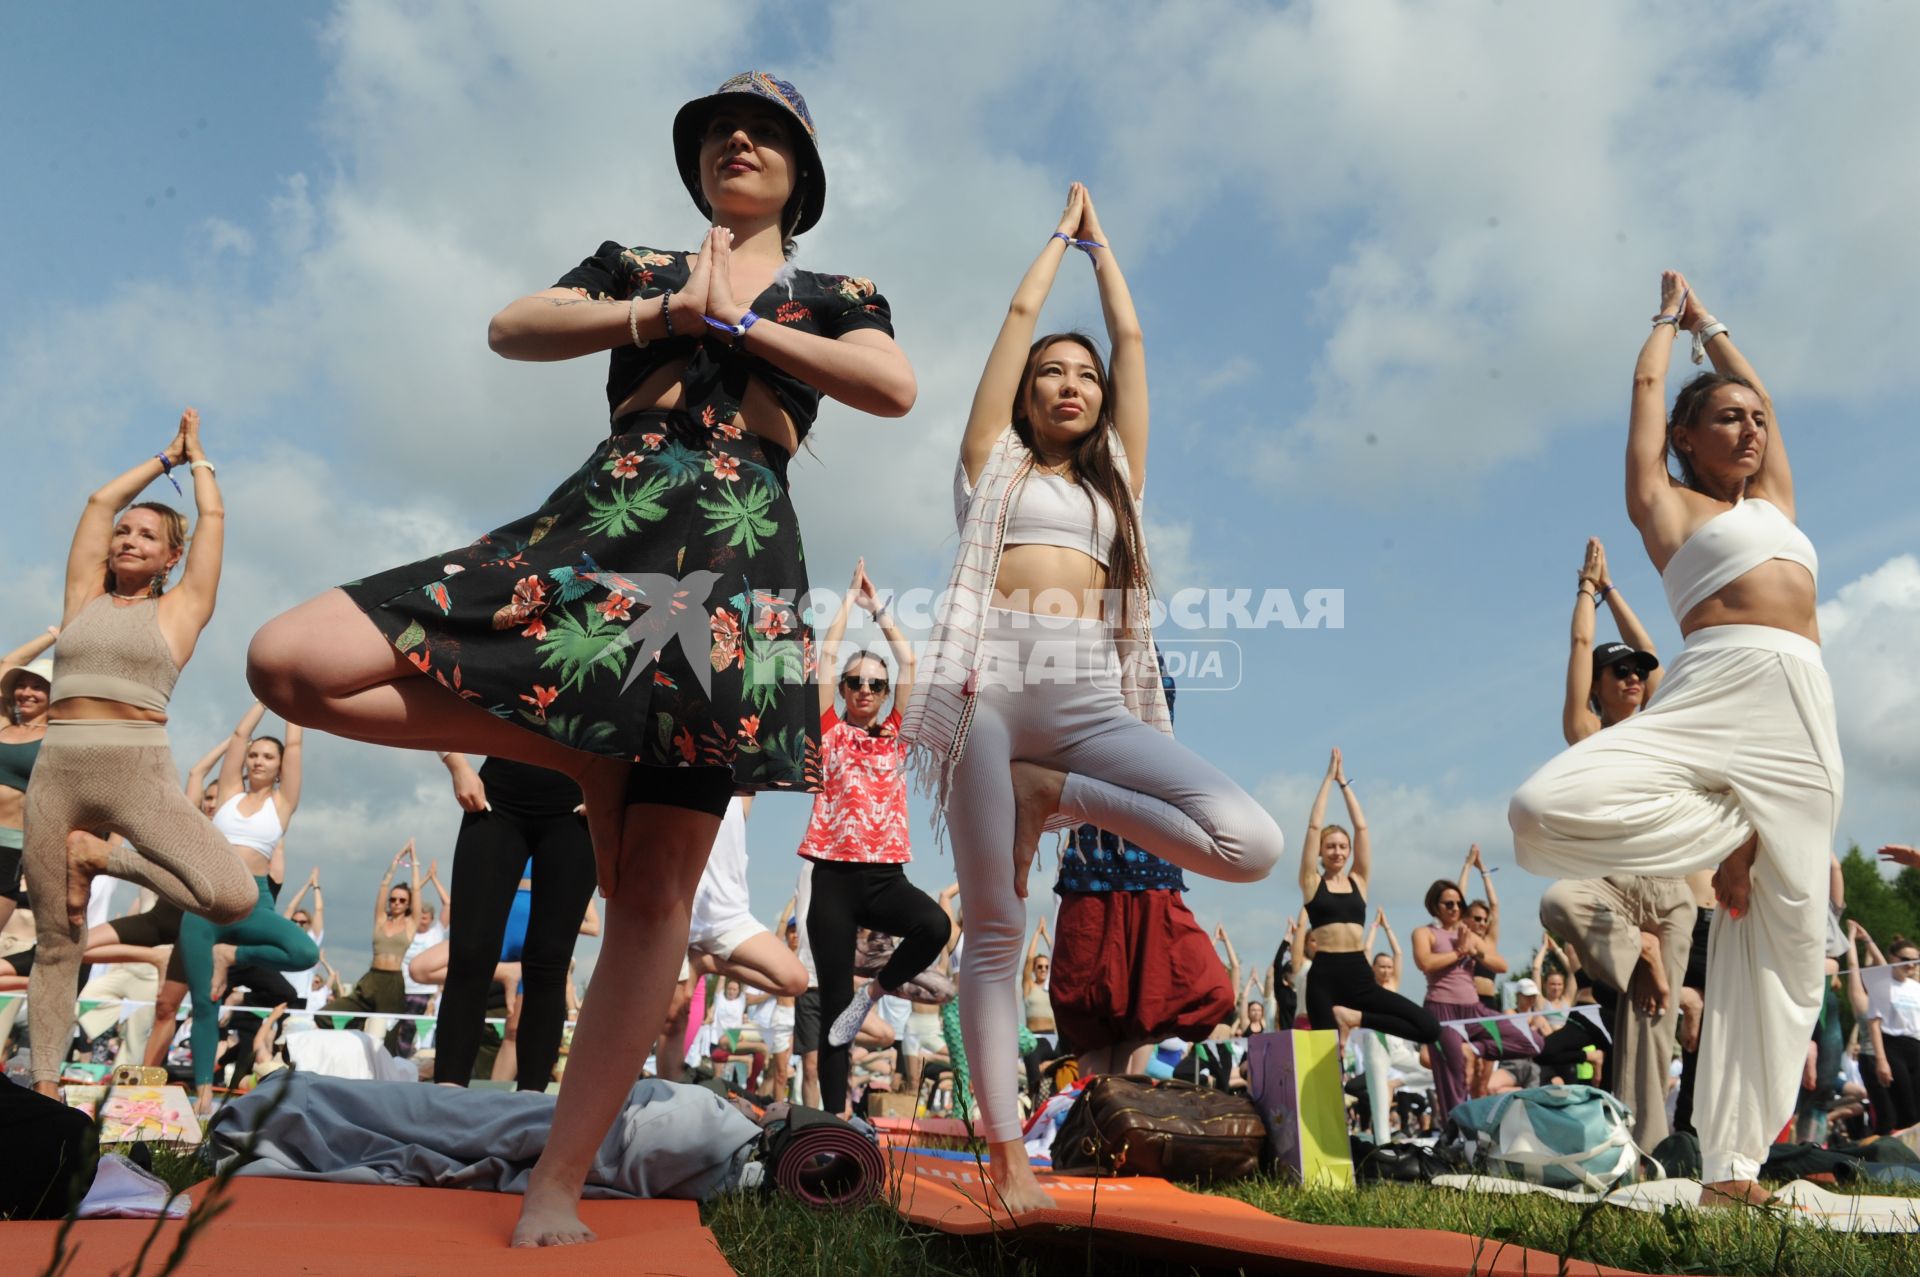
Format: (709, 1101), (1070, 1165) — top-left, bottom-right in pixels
(556, 242), (894, 444)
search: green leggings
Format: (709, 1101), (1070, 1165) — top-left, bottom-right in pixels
(181, 876), (319, 1086)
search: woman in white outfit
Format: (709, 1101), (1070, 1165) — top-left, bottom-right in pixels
(904, 183), (1284, 1214)
(1509, 271), (1840, 1207)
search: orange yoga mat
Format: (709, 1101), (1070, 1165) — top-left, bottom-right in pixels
(888, 1148), (1663, 1277)
(16, 1177), (736, 1277)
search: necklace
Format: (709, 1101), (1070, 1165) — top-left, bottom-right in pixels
(110, 588), (152, 601)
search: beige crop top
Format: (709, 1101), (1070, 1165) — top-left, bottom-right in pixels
(49, 595), (178, 713)
(957, 461), (1122, 567)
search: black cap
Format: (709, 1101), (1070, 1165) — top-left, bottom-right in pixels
(1592, 641), (1658, 680)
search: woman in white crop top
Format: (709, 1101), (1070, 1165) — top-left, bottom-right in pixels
(1510, 271), (1842, 1205)
(174, 699), (319, 1113)
(916, 184), (1284, 1216)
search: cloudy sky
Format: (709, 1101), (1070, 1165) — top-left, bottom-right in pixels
(4, 2), (1916, 986)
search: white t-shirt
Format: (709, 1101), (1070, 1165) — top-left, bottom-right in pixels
(287, 927), (324, 1002)
(87, 875), (125, 934)
(402, 923), (445, 996)
(1884, 976), (1920, 1040)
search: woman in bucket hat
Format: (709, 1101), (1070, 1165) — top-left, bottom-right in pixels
(243, 72), (915, 1247)
(0, 628), (58, 933)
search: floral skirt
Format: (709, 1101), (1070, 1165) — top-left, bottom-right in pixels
(339, 409), (821, 793)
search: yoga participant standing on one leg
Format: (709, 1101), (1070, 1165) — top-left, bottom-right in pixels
(1298, 748), (1439, 1052)
(802, 561), (950, 1121)
(1455, 849), (1539, 1093)
(430, 753), (596, 1090)
(1413, 879), (1491, 1122)
(1510, 271), (1841, 1205)
(326, 841), (420, 1018)
(1536, 537), (1695, 1146)
(0, 628), (58, 935)
(904, 183), (1284, 1215)
(181, 701), (320, 1113)
(245, 73), (912, 1248)
(24, 408), (258, 1097)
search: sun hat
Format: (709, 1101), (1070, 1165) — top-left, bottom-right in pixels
(672, 72), (825, 236)
(0, 658), (53, 711)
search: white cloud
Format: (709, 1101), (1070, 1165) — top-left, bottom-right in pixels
(1818, 554), (1920, 841)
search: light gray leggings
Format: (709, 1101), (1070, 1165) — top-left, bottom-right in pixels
(24, 721), (256, 1083)
(947, 610), (1284, 1142)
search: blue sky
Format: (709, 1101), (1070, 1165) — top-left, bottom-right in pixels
(4, 2), (1916, 983)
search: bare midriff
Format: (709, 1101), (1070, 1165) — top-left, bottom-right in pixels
(1308, 922), (1366, 956)
(0, 786), (21, 832)
(48, 697), (166, 725)
(992, 545), (1113, 621)
(228, 843), (273, 878)
(1677, 560), (1819, 642)
(613, 360), (798, 457)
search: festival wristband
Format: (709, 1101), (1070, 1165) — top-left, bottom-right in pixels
(153, 452), (183, 495)
(704, 310), (760, 341)
(1051, 231), (1106, 255)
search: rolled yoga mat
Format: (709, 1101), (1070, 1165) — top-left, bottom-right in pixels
(762, 1104), (887, 1208)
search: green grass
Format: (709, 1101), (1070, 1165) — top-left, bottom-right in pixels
(136, 1140), (1920, 1277)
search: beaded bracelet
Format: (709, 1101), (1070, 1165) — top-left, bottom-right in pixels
(661, 289), (676, 338)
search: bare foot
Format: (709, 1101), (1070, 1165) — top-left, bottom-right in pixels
(1629, 931), (1670, 1018)
(1009, 762), (1066, 900)
(1711, 834), (1757, 919)
(511, 1178), (597, 1248)
(208, 944), (238, 1002)
(65, 831), (112, 934)
(1701, 1179), (1772, 1208)
(572, 755), (632, 898)
(987, 1141), (1056, 1217)
(1332, 1005), (1362, 1054)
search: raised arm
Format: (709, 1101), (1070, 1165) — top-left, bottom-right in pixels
(1289, 910), (1311, 981)
(1336, 754), (1370, 889)
(1565, 539), (1606, 744)
(861, 564), (915, 717)
(1381, 911), (1402, 969)
(1681, 284), (1790, 516)
(962, 184), (1086, 485)
(1075, 188), (1147, 496)
(164, 409), (224, 641)
(62, 418), (190, 621)
(816, 565), (859, 718)
(1626, 272), (1691, 543)
(1843, 921), (1871, 1021)
(1593, 540), (1664, 702)
(1023, 924), (1047, 995)
(1299, 748), (1339, 895)
(184, 737), (227, 800)
(1215, 924), (1242, 995)
(0, 625), (57, 675)
(1472, 846), (1500, 943)
(426, 860), (450, 928)
(277, 722), (305, 815)
(215, 702), (269, 806)
(375, 841), (409, 930)
(282, 867), (317, 920)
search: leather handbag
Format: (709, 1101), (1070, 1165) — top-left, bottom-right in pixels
(1050, 1074), (1265, 1183)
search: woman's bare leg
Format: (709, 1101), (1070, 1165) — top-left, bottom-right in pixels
(247, 590), (631, 875)
(511, 803), (720, 1248)
(703, 932), (809, 999)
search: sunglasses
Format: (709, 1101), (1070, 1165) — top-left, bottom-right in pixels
(1607, 662), (1644, 681)
(841, 675), (889, 694)
(388, 894), (409, 903)
(1436, 899), (1462, 911)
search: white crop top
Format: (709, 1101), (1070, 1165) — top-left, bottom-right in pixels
(958, 463), (1120, 567)
(212, 791), (285, 855)
(1660, 497), (1818, 623)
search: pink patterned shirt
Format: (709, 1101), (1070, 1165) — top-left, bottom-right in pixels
(796, 708), (912, 865)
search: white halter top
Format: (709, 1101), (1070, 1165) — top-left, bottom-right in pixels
(1661, 497), (1818, 623)
(212, 791), (285, 855)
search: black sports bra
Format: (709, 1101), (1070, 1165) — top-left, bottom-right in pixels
(1306, 877), (1366, 930)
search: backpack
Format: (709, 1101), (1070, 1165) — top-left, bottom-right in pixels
(1449, 1085), (1648, 1192)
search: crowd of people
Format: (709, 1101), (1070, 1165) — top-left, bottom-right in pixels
(1, 70), (1914, 1249)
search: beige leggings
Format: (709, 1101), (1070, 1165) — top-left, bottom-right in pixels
(24, 721), (256, 1083)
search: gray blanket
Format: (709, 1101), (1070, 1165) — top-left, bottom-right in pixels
(207, 1072), (759, 1200)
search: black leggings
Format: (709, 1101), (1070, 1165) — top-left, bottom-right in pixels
(1305, 951), (1441, 1044)
(807, 859), (950, 1115)
(433, 806), (595, 1088)
(1884, 1033), (1920, 1131)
